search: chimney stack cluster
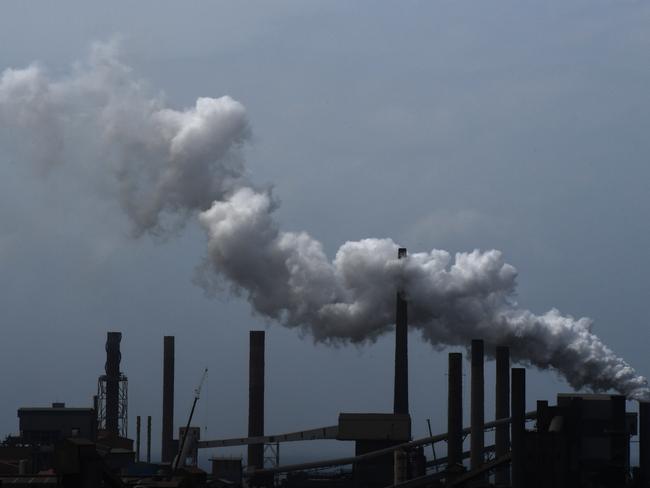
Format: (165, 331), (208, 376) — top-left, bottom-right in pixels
(446, 340), (526, 484)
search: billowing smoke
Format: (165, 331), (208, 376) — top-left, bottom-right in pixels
(0, 41), (250, 235)
(2, 42), (648, 400)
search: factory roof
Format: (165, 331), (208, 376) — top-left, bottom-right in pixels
(18, 407), (93, 413)
(557, 393), (623, 401)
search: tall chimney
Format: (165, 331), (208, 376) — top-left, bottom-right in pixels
(147, 415), (152, 464)
(447, 352), (463, 470)
(495, 346), (510, 485)
(105, 332), (122, 436)
(248, 331), (265, 470)
(511, 368), (526, 488)
(394, 248), (409, 416)
(136, 416), (141, 462)
(640, 402), (650, 485)
(162, 336), (175, 463)
(470, 339), (484, 472)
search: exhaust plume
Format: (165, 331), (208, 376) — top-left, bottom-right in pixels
(1, 42), (648, 400)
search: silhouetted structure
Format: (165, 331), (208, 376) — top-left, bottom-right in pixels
(447, 352), (463, 470)
(524, 393), (636, 488)
(470, 339), (484, 473)
(495, 345), (510, 485)
(2, 321), (650, 488)
(393, 248), (409, 417)
(248, 331), (265, 471)
(511, 367), (526, 488)
(162, 335), (175, 464)
(18, 404), (96, 445)
(641, 401), (650, 486)
(97, 332), (128, 438)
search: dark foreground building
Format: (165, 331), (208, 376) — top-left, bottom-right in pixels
(525, 393), (636, 488)
(18, 403), (96, 445)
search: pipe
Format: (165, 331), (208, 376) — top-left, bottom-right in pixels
(147, 415), (152, 464)
(511, 368), (526, 488)
(494, 345), (510, 485)
(162, 336), (175, 463)
(248, 331), (265, 470)
(640, 401), (650, 485)
(447, 352), (463, 470)
(251, 411), (538, 475)
(136, 415), (141, 462)
(394, 248), (409, 416)
(470, 339), (484, 472)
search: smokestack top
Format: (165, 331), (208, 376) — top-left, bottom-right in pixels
(104, 331), (122, 435)
(398, 248), (407, 259)
(105, 332), (122, 374)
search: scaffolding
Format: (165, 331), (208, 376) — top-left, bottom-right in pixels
(96, 373), (128, 438)
(264, 442), (280, 468)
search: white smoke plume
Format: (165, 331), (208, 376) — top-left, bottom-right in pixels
(2, 42), (648, 400)
(0, 41), (250, 235)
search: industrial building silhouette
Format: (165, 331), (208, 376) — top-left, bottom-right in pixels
(0, 249), (648, 487)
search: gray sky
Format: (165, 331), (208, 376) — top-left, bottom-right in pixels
(1, 1), (650, 466)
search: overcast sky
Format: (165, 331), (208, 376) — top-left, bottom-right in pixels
(1, 1), (650, 467)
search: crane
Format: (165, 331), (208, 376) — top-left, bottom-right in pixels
(173, 367), (208, 473)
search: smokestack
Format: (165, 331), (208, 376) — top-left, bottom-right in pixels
(105, 332), (122, 436)
(511, 368), (526, 488)
(248, 331), (265, 470)
(495, 346), (510, 485)
(447, 352), (463, 470)
(470, 339), (484, 472)
(136, 416), (141, 462)
(394, 248), (409, 416)
(162, 336), (175, 463)
(640, 402), (650, 484)
(147, 415), (152, 464)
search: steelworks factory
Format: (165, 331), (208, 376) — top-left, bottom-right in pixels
(1, 250), (649, 488)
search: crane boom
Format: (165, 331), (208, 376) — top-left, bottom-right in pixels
(173, 368), (208, 473)
(194, 367), (208, 399)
